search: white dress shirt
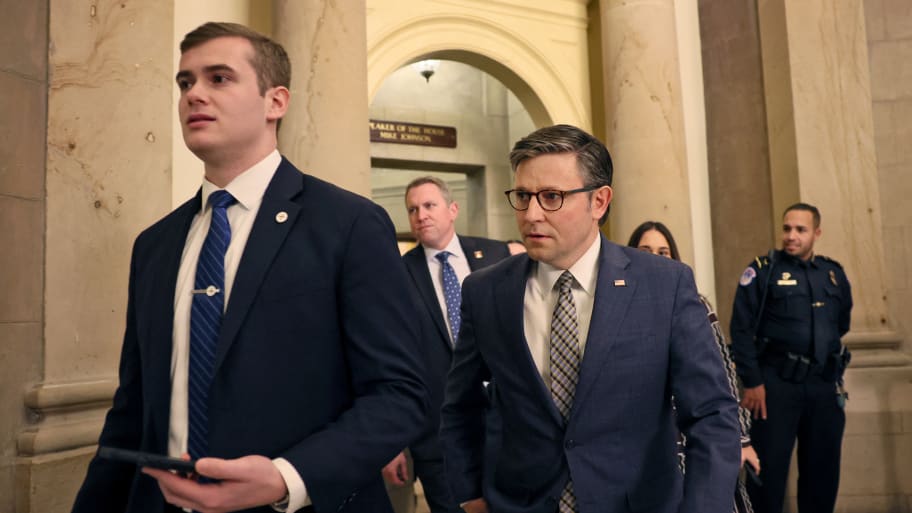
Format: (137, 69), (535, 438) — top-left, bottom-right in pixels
(169, 150), (309, 511)
(522, 234), (601, 384)
(423, 234), (471, 344)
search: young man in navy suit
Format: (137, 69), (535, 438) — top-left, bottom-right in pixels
(71, 22), (428, 513)
(440, 125), (741, 513)
(383, 177), (509, 513)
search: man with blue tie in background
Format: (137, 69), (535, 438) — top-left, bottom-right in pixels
(440, 124), (740, 513)
(71, 22), (428, 513)
(384, 176), (509, 513)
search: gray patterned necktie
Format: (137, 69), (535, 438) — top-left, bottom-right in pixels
(549, 270), (580, 513)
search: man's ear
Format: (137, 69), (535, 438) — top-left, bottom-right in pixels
(265, 86), (290, 122)
(591, 186), (613, 220)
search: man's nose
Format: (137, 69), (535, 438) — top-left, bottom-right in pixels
(184, 83), (206, 103)
(523, 196), (546, 220)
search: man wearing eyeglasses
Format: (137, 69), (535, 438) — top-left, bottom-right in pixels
(439, 124), (740, 513)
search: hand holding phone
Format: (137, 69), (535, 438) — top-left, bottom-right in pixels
(744, 461), (762, 487)
(98, 446), (196, 475)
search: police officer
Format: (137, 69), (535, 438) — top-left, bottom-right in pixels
(730, 203), (852, 513)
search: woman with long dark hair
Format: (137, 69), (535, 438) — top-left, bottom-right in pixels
(628, 221), (758, 513)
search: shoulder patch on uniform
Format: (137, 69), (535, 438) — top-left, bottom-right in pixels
(739, 266), (757, 286)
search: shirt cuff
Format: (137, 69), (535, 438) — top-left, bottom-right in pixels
(272, 457), (310, 512)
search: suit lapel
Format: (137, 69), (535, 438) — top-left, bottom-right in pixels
(460, 237), (487, 271)
(214, 159), (302, 374)
(571, 238), (636, 413)
(147, 195), (199, 447)
(404, 247), (450, 343)
(493, 257), (564, 426)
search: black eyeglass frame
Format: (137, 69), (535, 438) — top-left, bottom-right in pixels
(503, 185), (602, 212)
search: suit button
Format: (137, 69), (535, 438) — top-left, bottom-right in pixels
(565, 439), (576, 449)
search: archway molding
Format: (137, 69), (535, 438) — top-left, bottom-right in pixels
(367, 15), (590, 129)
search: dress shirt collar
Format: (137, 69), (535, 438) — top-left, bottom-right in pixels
(422, 234), (466, 263)
(532, 233), (601, 296)
(199, 149), (281, 211)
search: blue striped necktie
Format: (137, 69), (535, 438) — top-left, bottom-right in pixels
(435, 251), (461, 344)
(188, 190), (235, 460)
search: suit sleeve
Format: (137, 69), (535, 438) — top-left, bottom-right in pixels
(729, 260), (768, 388)
(699, 296), (751, 442)
(668, 267), (741, 513)
(71, 238), (148, 513)
(438, 274), (491, 503)
(281, 203), (430, 511)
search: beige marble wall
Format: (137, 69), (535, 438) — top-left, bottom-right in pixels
(275, 0), (372, 196)
(760, 0), (892, 336)
(595, 0), (696, 266)
(11, 1), (174, 511)
(0, 1), (48, 510)
(862, 2), (912, 508)
(698, 0), (774, 331)
(755, 1), (911, 510)
(866, 0), (912, 356)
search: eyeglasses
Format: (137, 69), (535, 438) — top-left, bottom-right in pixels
(504, 186), (601, 212)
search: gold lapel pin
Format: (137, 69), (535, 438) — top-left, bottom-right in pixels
(614, 279), (626, 287)
(474, 250), (483, 259)
(275, 211), (288, 223)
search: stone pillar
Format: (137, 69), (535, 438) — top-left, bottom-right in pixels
(757, 1), (911, 510)
(759, 0), (897, 343)
(594, 0), (709, 290)
(274, 0), (372, 196)
(1, 2), (48, 511)
(11, 2), (174, 512)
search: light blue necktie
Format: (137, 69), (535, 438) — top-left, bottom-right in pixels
(435, 251), (462, 344)
(188, 190), (235, 460)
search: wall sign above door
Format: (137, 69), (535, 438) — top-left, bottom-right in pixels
(369, 120), (457, 148)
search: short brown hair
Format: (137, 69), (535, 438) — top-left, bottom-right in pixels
(180, 22), (291, 95)
(509, 124), (613, 224)
(404, 176), (454, 205)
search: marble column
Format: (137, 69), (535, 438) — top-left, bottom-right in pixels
(1, 3), (48, 511)
(758, 1), (911, 510)
(758, 0), (905, 360)
(595, 0), (713, 294)
(273, 0), (372, 196)
(11, 2), (174, 511)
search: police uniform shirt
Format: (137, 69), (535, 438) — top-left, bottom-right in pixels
(729, 250), (852, 387)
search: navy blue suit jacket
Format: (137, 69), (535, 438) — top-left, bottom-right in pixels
(72, 158), (429, 513)
(440, 237), (740, 513)
(402, 236), (510, 459)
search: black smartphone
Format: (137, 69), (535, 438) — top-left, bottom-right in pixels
(744, 462), (762, 486)
(98, 446), (196, 475)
